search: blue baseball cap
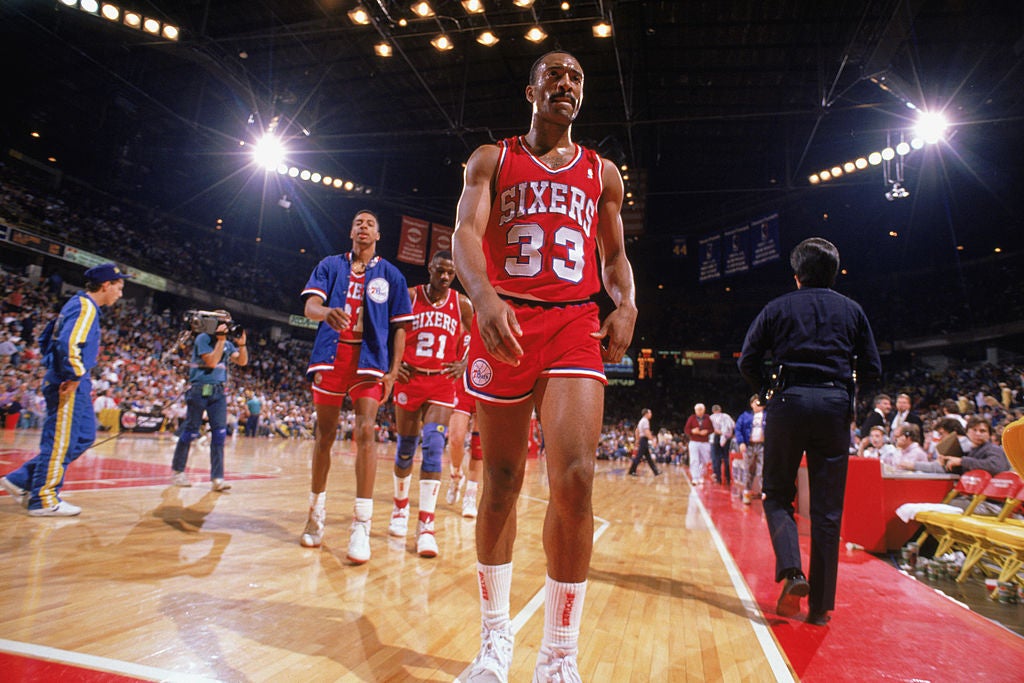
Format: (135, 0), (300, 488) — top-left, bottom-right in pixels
(84, 263), (133, 283)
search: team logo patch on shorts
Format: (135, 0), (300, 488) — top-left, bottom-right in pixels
(313, 372), (323, 385)
(367, 278), (390, 304)
(396, 391), (408, 406)
(470, 359), (493, 388)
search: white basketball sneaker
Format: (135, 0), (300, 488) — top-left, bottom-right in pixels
(300, 506), (325, 547)
(347, 519), (371, 564)
(388, 504), (409, 537)
(467, 620), (513, 682)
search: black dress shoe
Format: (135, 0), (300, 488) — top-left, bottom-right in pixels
(776, 575), (810, 617)
(806, 609), (831, 626)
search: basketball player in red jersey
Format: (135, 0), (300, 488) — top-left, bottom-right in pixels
(453, 51), (637, 682)
(388, 250), (473, 557)
(446, 330), (483, 518)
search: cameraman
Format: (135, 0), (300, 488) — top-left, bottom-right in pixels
(170, 312), (247, 491)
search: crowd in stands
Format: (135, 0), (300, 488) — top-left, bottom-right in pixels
(0, 164), (311, 312)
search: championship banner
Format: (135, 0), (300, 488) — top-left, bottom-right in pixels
(751, 213), (781, 267)
(429, 223), (453, 260)
(397, 215), (429, 265)
(698, 233), (722, 283)
(723, 224), (751, 276)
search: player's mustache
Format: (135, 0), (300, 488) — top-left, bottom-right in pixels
(549, 92), (578, 106)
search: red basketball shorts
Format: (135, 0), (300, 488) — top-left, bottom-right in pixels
(394, 373), (456, 412)
(311, 342), (384, 406)
(453, 379), (477, 416)
(466, 301), (606, 404)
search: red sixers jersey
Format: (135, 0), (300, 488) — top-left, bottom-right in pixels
(485, 136), (604, 302)
(402, 285), (462, 371)
(338, 272), (365, 343)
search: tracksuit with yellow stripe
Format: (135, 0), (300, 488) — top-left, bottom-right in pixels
(5, 291), (102, 511)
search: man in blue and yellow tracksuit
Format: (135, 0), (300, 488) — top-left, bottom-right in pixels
(0, 263), (130, 516)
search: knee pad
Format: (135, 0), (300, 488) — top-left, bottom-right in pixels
(394, 435), (418, 468)
(470, 432), (483, 461)
(421, 422), (447, 473)
(179, 431), (199, 446)
(211, 428), (227, 446)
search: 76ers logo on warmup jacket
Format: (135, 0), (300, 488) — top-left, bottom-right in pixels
(470, 359), (493, 388)
(367, 278), (390, 304)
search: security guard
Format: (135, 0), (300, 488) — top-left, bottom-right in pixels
(738, 238), (881, 626)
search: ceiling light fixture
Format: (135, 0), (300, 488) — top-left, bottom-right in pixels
(347, 5), (371, 25)
(513, 0), (535, 7)
(411, 2), (435, 18)
(101, 4), (119, 21)
(123, 11), (141, 28)
(461, 0), (485, 14)
(430, 33), (454, 51)
(162, 24), (179, 41)
(142, 17), (161, 34)
(592, 20), (612, 38)
(524, 25), (547, 42)
(374, 41), (393, 57)
(476, 30), (499, 46)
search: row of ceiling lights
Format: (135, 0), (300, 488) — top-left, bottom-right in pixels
(348, 1), (613, 56)
(807, 138), (925, 185)
(58, 0), (180, 41)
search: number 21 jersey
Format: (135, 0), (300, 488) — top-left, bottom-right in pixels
(485, 136), (604, 302)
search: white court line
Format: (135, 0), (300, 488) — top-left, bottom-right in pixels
(0, 638), (217, 683)
(455, 494), (611, 682)
(690, 491), (796, 683)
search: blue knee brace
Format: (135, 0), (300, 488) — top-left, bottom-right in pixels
(395, 435), (418, 469)
(211, 428), (227, 446)
(421, 422), (447, 473)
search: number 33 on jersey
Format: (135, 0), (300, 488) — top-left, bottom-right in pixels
(485, 136), (604, 302)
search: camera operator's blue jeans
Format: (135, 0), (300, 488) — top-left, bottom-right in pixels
(171, 382), (227, 480)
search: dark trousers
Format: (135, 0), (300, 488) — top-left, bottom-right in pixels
(710, 438), (730, 483)
(762, 384), (850, 612)
(628, 437), (659, 475)
(172, 383), (228, 480)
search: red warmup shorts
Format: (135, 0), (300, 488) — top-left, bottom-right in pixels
(394, 372), (456, 412)
(453, 379), (477, 416)
(311, 342), (384, 406)
(466, 301), (606, 404)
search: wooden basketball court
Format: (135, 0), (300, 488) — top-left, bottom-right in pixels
(0, 429), (788, 682)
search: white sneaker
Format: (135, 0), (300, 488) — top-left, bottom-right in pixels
(388, 504), (409, 537)
(347, 519), (371, 564)
(467, 620), (513, 682)
(1, 476), (28, 507)
(211, 478), (232, 492)
(417, 519), (438, 558)
(300, 506), (325, 547)
(28, 500), (82, 517)
(171, 472), (191, 487)
(462, 492), (478, 518)
(445, 474), (463, 505)
(532, 646), (582, 683)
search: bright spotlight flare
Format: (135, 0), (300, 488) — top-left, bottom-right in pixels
(913, 111), (949, 144)
(253, 135), (285, 170)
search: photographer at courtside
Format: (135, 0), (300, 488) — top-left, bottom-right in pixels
(170, 310), (248, 491)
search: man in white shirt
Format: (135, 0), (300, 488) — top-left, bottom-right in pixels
(709, 404), (736, 485)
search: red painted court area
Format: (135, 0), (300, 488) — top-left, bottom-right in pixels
(0, 652), (146, 683)
(698, 482), (1024, 681)
(0, 447), (272, 492)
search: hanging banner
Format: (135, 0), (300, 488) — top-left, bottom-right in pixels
(397, 215), (429, 265)
(698, 234), (722, 283)
(751, 213), (781, 267)
(429, 223), (453, 261)
(723, 224), (751, 276)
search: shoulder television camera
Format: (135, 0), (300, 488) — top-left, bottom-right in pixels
(183, 309), (243, 338)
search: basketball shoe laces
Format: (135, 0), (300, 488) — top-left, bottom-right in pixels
(533, 647), (582, 683)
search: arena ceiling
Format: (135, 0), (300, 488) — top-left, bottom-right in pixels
(2, 0), (1023, 273)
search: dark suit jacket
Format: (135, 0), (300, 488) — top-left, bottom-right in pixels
(860, 409), (890, 437)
